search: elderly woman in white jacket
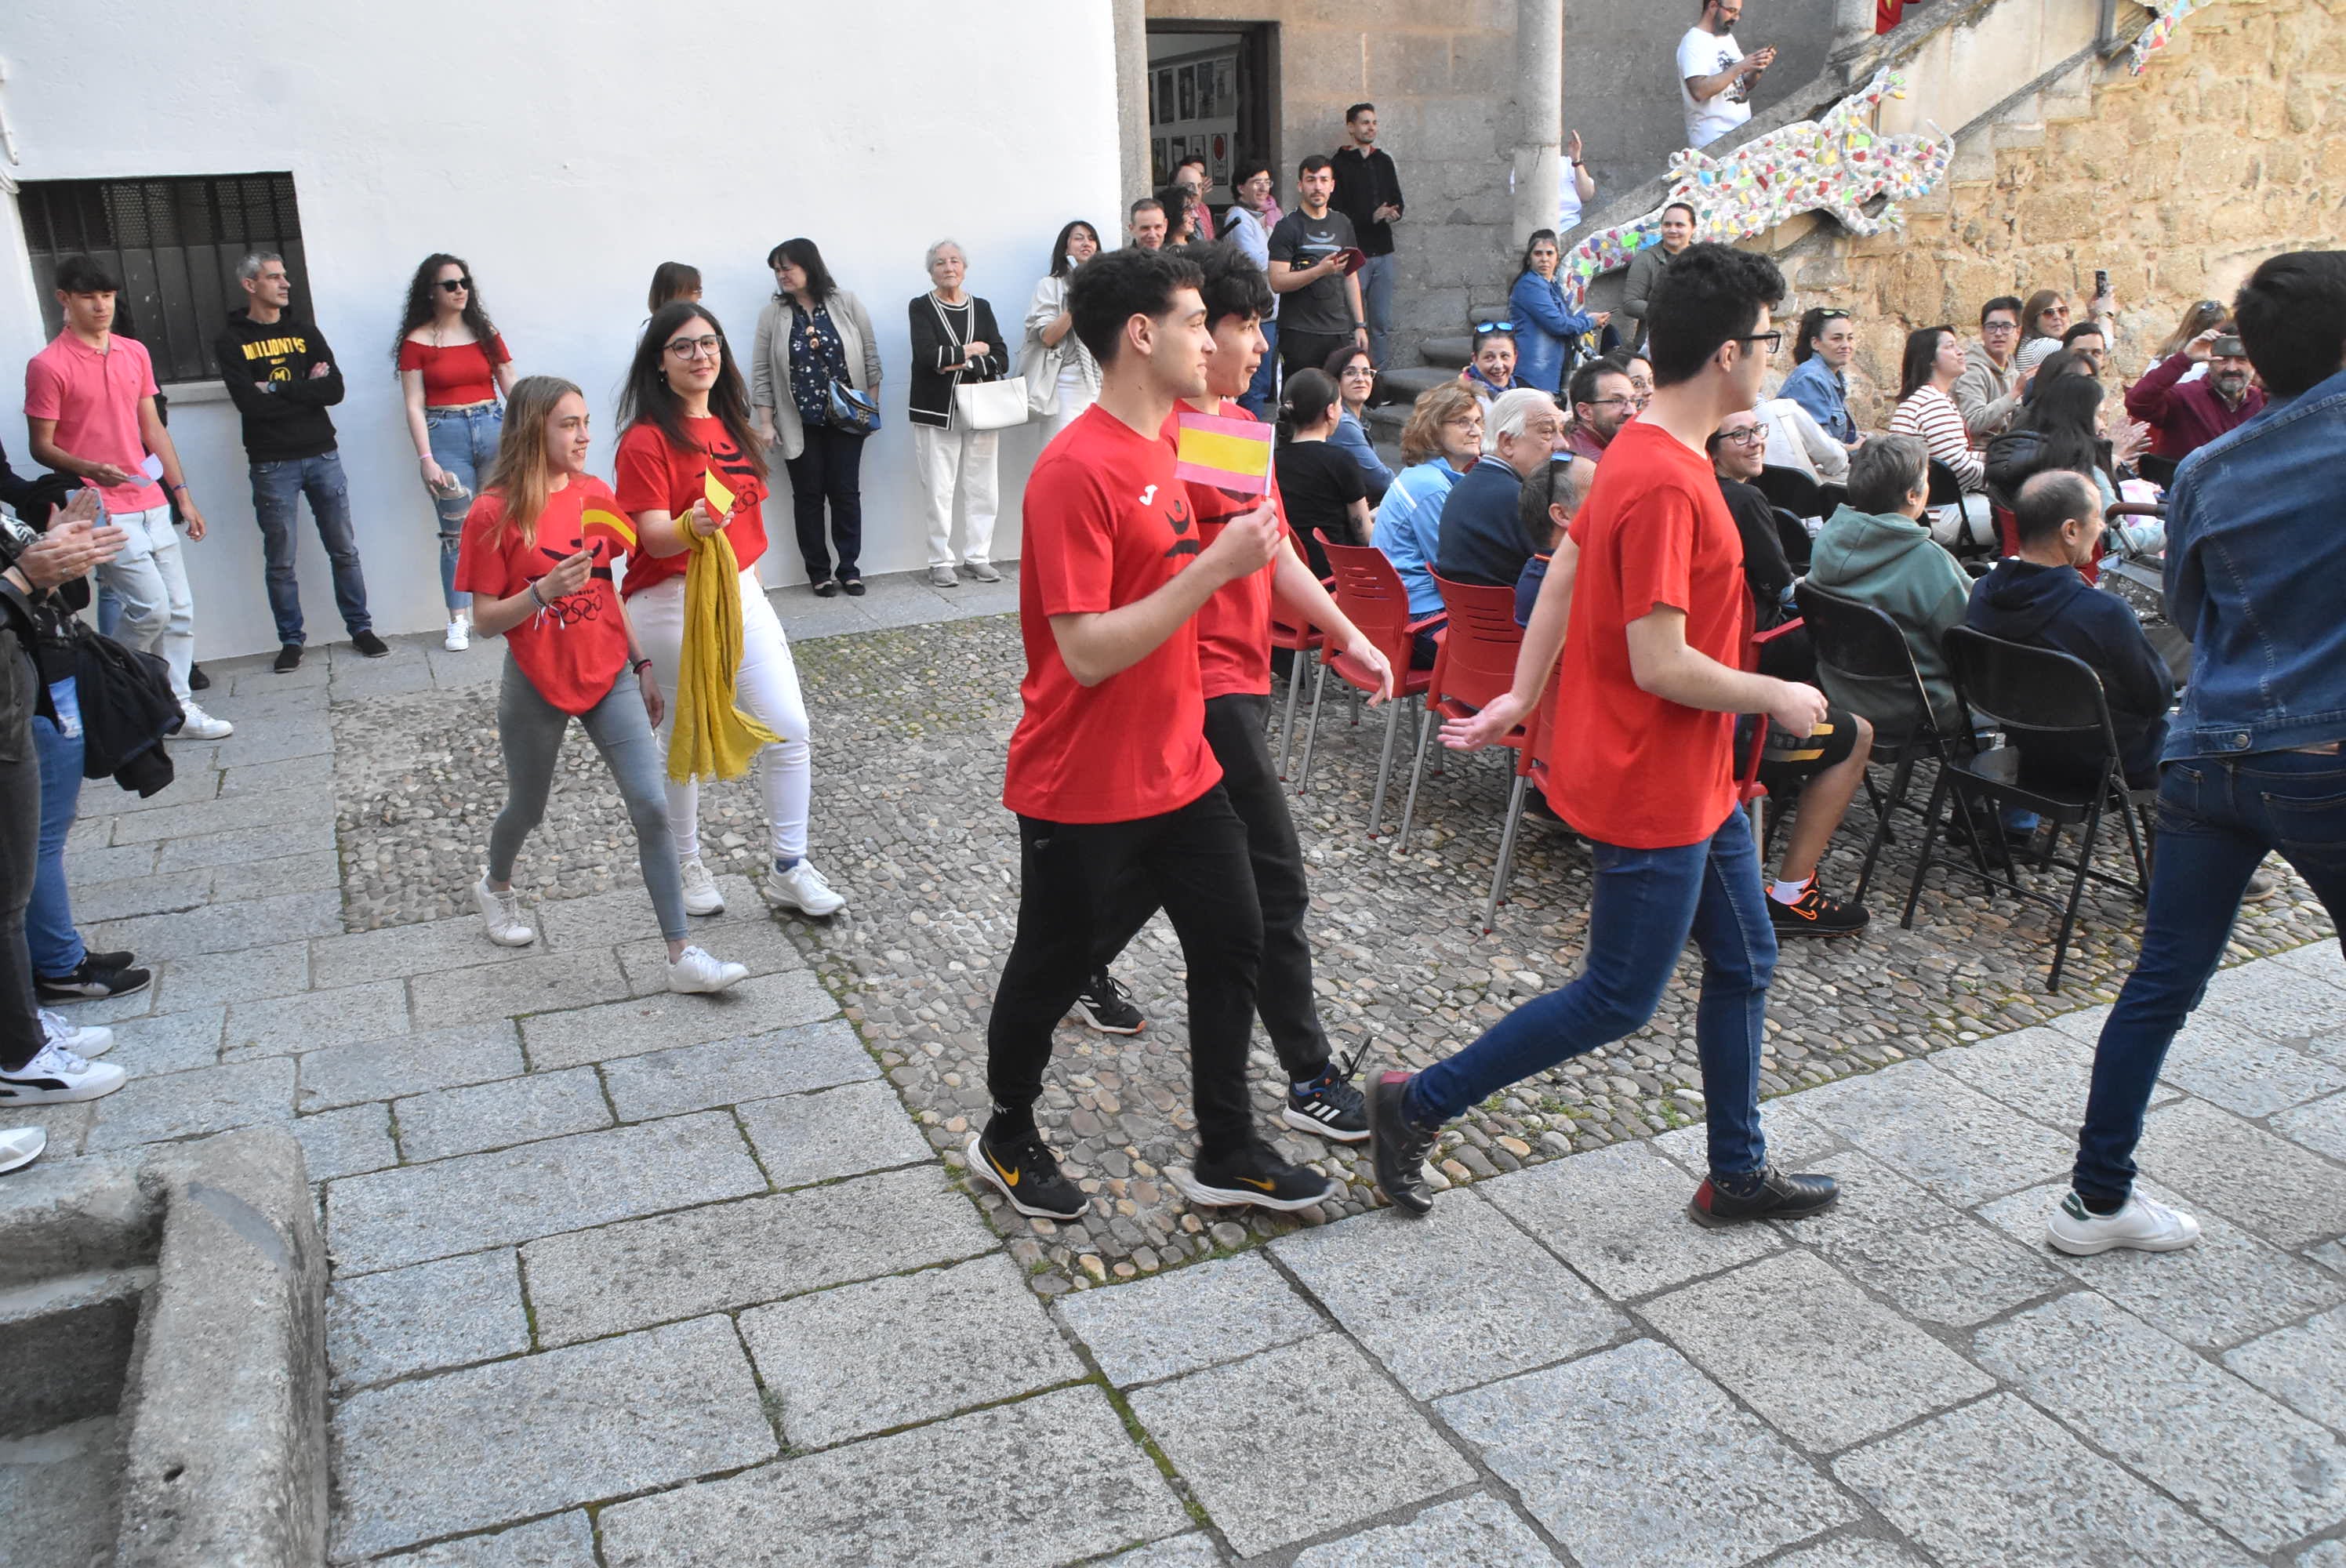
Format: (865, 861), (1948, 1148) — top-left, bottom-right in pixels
(1020, 220), (1103, 443)
(751, 238), (881, 596)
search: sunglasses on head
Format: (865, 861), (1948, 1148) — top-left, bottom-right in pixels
(1476, 320), (1518, 335)
(436, 277), (472, 294)
(1814, 309), (1850, 321)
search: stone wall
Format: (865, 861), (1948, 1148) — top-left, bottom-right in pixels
(1765, 0), (2346, 423)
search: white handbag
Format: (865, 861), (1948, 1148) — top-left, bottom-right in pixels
(931, 294), (1030, 431)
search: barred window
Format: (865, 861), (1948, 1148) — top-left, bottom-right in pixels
(18, 173), (310, 384)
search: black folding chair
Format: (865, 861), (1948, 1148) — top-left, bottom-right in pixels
(2134, 452), (2179, 491)
(1772, 505), (1814, 572)
(1926, 457), (1966, 509)
(1793, 581), (1972, 904)
(1754, 463), (1831, 519)
(1903, 627), (2154, 993)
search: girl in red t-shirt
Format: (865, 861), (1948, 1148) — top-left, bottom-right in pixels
(453, 374), (748, 995)
(395, 252), (517, 654)
(615, 302), (844, 920)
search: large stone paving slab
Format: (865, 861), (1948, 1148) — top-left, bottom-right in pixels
(1478, 1141), (1778, 1300)
(532, 877), (761, 949)
(2138, 1098), (2346, 1248)
(0, 1415), (122, 1568)
(598, 1018), (874, 1122)
(518, 971), (836, 1072)
(330, 1315), (773, 1562)
(519, 1164), (993, 1346)
(89, 887), (345, 960)
(1288, 1494), (1556, 1566)
(327, 1250), (531, 1393)
(1923, 1025), (2093, 1126)
(2275, 1092), (2346, 1164)
(1781, 1059), (2072, 1206)
(1767, 1540), (1931, 1568)
(297, 1023), (528, 1112)
(150, 940), (310, 1010)
(1835, 1392), (2256, 1568)
(1128, 1334), (1474, 1558)
(596, 1385), (1186, 1568)
(85, 1054), (295, 1152)
(613, 916), (805, 996)
(309, 916), (551, 990)
(326, 1111), (764, 1274)
(732, 1077), (932, 1189)
(223, 979), (411, 1059)
(152, 815), (336, 873)
(1972, 1290), (2346, 1552)
(1641, 1250), (1995, 1451)
(409, 950), (633, 1031)
(739, 1254), (1082, 1447)
(368, 1512), (597, 1566)
(393, 1069), (614, 1163)
(1269, 1190), (1625, 1397)
(1053, 1251), (1324, 1388)
(1977, 1178), (2346, 1349)
(2195, 959), (2346, 1039)
(2223, 1303), (2346, 1432)
(293, 1103), (400, 1182)
(95, 1005), (227, 1078)
(1434, 1337), (1854, 1568)
(2155, 1014), (2346, 1119)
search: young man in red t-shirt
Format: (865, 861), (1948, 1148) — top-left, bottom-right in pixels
(972, 247), (1335, 1220)
(1367, 244), (1843, 1226)
(1079, 242), (1394, 1148)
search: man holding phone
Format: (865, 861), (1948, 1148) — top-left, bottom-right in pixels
(1267, 155), (1368, 385)
(24, 255), (231, 740)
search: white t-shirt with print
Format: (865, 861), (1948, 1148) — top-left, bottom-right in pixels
(1677, 26), (1750, 148)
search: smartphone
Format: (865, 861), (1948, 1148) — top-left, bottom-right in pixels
(2094, 269), (2109, 296)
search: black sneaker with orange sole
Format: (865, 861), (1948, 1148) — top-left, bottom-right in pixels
(966, 1126), (1088, 1221)
(1767, 880), (1869, 938)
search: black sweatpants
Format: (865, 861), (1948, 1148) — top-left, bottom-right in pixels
(987, 785), (1263, 1160)
(1093, 692), (1329, 1080)
(1279, 328), (1353, 387)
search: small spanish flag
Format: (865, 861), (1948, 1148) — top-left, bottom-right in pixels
(581, 507), (637, 553)
(1174, 412), (1274, 496)
(703, 469), (737, 517)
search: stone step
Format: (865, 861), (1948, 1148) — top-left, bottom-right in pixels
(1378, 365), (1456, 406)
(1420, 335), (1476, 369)
(0, 1266), (153, 1436)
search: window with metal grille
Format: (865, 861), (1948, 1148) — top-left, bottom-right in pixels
(18, 173), (310, 385)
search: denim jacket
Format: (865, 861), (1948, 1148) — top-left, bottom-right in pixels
(1778, 357), (1856, 446)
(2163, 362), (2346, 760)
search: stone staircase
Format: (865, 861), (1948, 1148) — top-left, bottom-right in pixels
(1367, 308), (1510, 470)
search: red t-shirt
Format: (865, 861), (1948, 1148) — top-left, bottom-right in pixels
(1550, 420), (1750, 848)
(1164, 404), (1288, 702)
(397, 334), (511, 406)
(610, 416), (769, 597)
(1004, 405), (1222, 823)
(24, 333), (165, 512)
(452, 475), (632, 716)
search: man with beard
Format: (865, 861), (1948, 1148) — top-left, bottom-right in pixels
(2124, 329), (2264, 461)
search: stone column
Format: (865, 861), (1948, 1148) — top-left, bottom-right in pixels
(1113, 0), (1153, 211)
(1831, 0), (1881, 52)
(1511, 0), (1563, 245)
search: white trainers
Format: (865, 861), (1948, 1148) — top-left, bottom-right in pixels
(444, 614), (471, 652)
(764, 858), (846, 917)
(666, 946), (750, 995)
(0, 1040), (129, 1105)
(42, 1009), (112, 1060)
(0, 1126), (47, 1175)
(176, 702), (234, 741)
(678, 855), (726, 916)
(2047, 1189), (2203, 1256)
(472, 873), (536, 947)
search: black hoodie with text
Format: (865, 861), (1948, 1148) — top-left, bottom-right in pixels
(212, 309), (344, 462)
(1965, 557), (2172, 786)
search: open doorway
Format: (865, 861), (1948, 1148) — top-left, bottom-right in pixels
(1143, 20), (1277, 212)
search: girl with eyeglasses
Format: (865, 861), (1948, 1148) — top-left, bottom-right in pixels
(1508, 228), (1609, 394)
(1320, 343), (1393, 502)
(396, 253), (516, 652)
(452, 375), (750, 996)
(613, 302), (846, 922)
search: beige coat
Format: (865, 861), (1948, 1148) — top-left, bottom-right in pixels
(751, 289), (882, 461)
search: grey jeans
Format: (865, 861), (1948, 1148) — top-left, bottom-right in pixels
(489, 657), (687, 942)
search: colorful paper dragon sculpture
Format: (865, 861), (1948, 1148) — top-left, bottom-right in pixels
(2129, 0), (2223, 73)
(1559, 68), (1953, 309)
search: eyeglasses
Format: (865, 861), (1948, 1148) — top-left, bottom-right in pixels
(1339, 365), (1375, 378)
(1735, 332), (1783, 354)
(665, 335), (723, 360)
(435, 278), (471, 294)
(1475, 320), (1518, 336)
(1717, 426), (1765, 446)
(1981, 321), (2020, 334)
(1583, 395), (1640, 410)
(1442, 416), (1484, 431)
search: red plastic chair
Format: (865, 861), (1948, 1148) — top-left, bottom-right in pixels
(1395, 575), (1528, 855)
(1266, 556), (1325, 781)
(1296, 542), (1440, 835)
(1483, 677), (1564, 931)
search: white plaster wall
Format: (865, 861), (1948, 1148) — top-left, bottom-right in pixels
(0, 1), (1120, 659)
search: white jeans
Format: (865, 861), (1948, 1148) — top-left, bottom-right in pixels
(1043, 378), (1095, 445)
(629, 568), (812, 863)
(912, 423), (1000, 568)
(99, 505), (197, 704)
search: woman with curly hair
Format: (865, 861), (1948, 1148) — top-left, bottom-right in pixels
(395, 253), (516, 650)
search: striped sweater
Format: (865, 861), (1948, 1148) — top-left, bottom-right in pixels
(1889, 386), (1985, 491)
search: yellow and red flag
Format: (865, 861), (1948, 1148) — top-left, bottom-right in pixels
(580, 507), (637, 554)
(703, 469), (737, 517)
(1174, 412), (1274, 496)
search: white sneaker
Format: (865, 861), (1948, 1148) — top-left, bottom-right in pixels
(471, 873), (536, 946)
(0, 1127), (47, 1176)
(666, 946), (750, 994)
(764, 858), (846, 917)
(444, 614), (471, 652)
(42, 1009), (112, 1059)
(2046, 1189), (2203, 1256)
(678, 855), (726, 916)
(0, 1040), (129, 1105)
(176, 702), (234, 741)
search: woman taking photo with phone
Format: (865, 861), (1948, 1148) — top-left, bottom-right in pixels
(454, 375), (748, 993)
(396, 253), (516, 652)
(616, 302), (845, 921)
(750, 238), (881, 597)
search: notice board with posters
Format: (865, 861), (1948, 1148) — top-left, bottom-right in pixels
(1148, 45), (1240, 206)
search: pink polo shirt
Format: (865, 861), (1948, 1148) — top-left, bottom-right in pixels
(24, 332), (165, 512)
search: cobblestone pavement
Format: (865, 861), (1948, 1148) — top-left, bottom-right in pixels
(5, 571), (2343, 1564)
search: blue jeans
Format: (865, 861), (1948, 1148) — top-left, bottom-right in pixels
(1410, 807), (1775, 1177)
(2073, 749), (2346, 1204)
(29, 689), (87, 979)
(426, 405), (503, 612)
(1240, 320), (1280, 419)
(1360, 252), (1397, 368)
(250, 449), (372, 645)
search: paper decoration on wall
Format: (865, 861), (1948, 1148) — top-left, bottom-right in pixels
(2129, 0), (2224, 74)
(1558, 69), (1953, 309)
